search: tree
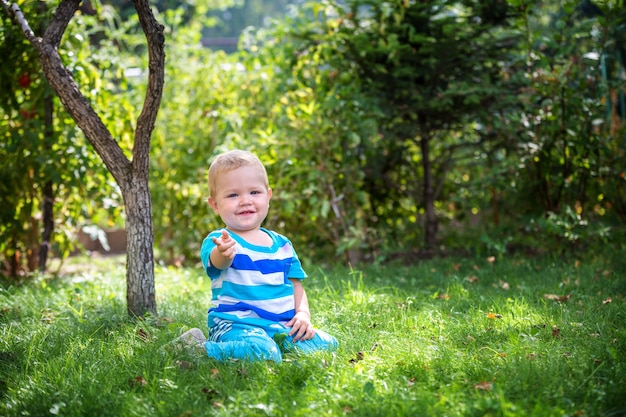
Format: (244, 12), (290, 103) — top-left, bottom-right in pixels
(1, 0), (164, 317)
(265, 0), (517, 253)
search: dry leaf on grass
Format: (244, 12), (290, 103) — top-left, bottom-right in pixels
(137, 328), (150, 342)
(349, 351), (365, 364)
(473, 381), (493, 391)
(543, 293), (572, 303)
(129, 376), (147, 387)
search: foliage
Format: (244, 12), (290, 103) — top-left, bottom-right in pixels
(0, 254), (625, 416)
(0, 0), (120, 276)
(149, 4), (381, 265)
(3, 0), (626, 277)
(240, 0), (520, 255)
(477, 0), (626, 253)
(146, 0), (626, 267)
(240, 10), (383, 264)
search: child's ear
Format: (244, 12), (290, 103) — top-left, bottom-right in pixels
(208, 196), (218, 212)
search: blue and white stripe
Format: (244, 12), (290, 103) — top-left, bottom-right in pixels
(200, 228), (306, 324)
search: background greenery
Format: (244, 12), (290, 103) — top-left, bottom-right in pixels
(1, 0), (626, 276)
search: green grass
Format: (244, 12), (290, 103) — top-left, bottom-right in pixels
(1, 254), (625, 416)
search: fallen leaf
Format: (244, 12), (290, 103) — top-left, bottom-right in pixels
(473, 381), (492, 391)
(552, 325), (561, 338)
(437, 293), (450, 300)
(201, 387), (220, 401)
(602, 297), (612, 305)
(129, 376), (147, 387)
(466, 275), (479, 283)
(487, 312), (502, 319)
(177, 360), (194, 369)
(137, 328), (149, 342)
(487, 256), (496, 264)
(543, 293), (571, 303)
(500, 281), (510, 290)
(349, 351), (365, 364)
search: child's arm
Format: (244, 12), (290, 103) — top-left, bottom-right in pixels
(210, 229), (236, 270)
(286, 278), (316, 342)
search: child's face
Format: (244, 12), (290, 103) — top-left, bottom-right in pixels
(208, 165), (272, 234)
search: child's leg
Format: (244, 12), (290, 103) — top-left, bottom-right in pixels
(205, 321), (282, 362)
(283, 329), (338, 354)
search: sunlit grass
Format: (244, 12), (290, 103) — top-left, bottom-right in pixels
(0, 254), (624, 416)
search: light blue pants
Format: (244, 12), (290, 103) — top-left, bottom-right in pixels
(204, 318), (338, 362)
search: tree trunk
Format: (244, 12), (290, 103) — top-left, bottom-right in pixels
(2, 0), (164, 317)
(420, 134), (437, 251)
(124, 178), (156, 317)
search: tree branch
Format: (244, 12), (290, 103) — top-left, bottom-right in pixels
(1, 0), (36, 41)
(131, 0), (165, 175)
(43, 0), (80, 46)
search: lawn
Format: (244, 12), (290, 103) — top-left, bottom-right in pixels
(1, 254), (625, 416)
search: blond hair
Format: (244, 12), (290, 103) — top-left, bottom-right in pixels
(208, 150), (269, 197)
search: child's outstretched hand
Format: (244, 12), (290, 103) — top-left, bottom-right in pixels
(211, 229), (236, 269)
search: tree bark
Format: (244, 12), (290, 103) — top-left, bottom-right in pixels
(2, 0), (164, 317)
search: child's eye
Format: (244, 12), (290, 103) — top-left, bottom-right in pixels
(226, 193), (237, 198)
(251, 191), (260, 195)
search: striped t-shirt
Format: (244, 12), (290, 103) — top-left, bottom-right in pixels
(199, 228), (306, 326)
